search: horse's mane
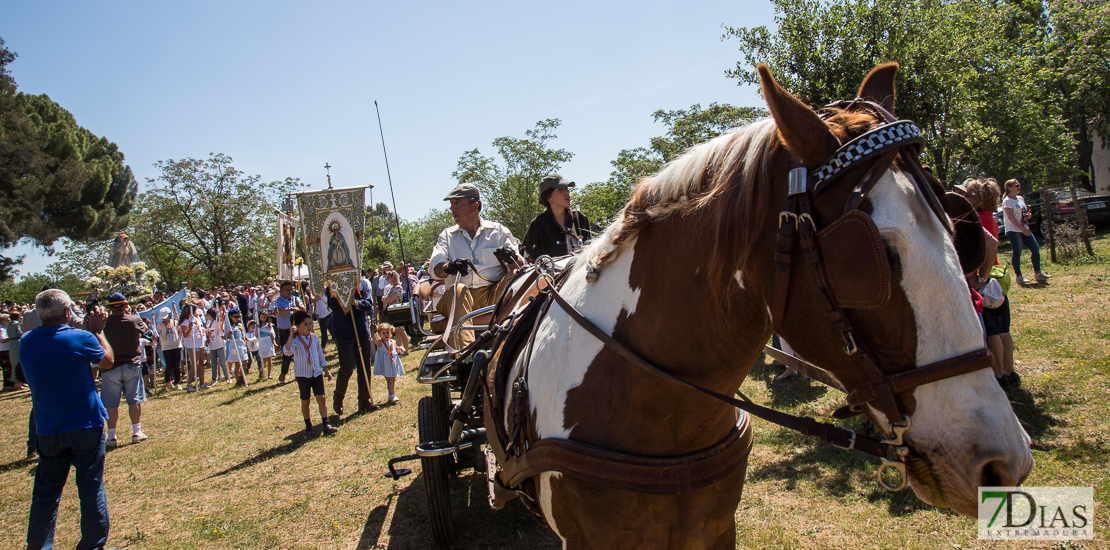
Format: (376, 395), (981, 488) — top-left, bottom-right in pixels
(582, 110), (881, 303)
(583, 118), (780, 300)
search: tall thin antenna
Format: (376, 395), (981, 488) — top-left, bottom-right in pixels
(374, 100), (408, 267)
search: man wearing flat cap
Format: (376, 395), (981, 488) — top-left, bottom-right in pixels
(101, 292), (150, 448)
(522, 173), (593, 262)
(429, 183), (520, 350)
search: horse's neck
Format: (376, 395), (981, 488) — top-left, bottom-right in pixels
(554, 214), (772, 453)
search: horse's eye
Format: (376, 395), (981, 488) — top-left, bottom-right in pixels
(883, 240), (902, 273)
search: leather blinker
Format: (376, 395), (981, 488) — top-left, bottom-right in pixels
(941, 192), (986, 276)
(815, 211), (892, 309)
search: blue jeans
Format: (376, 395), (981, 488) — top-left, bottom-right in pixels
(1006, 231), (1042, 278)
(277, 328), (291, 378)
(27, 426), (109, 550)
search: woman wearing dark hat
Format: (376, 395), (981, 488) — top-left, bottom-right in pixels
(522, 173), (594, 262)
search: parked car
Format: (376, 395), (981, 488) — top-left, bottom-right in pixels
(1025, 187), (1110, 235)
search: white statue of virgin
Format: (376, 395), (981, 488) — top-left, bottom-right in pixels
(108, 232), (140, 268)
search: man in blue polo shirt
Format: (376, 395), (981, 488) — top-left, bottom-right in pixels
(21, 288), (116, 550)
(270, 281), (305, 383)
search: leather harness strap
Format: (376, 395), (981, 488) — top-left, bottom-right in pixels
(499, 414), (752, 494)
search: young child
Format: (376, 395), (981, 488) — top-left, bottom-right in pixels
(245, 320), (261, 381)
(225, 308), (249, 387)
(257, 311), (275, 380)
(179, 303), (208, 392)
(205, 309), (229, 386)
(283, 310), (338, 435)
(372, 323), (405, 404)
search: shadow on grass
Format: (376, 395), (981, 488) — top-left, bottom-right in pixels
(747, 423), (941, 517)
(379, 460), (560, 549)
(748, 360), (830, 408)
(1005, 383), (1065, 447)
(217, 382), (284, 407)
(0, 456), (36, 473)
(200, 430), (316, 480)
(0, 390), (31, 402)
(355, 496), (392, 550)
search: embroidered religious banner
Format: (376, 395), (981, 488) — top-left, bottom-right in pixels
(276, 210), (300, 281)
(295, 186), (366, 311)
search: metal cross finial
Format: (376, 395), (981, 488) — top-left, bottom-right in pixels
(325, 163), (332, 189)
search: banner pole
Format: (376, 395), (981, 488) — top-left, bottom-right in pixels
(374, 101), (408, 267)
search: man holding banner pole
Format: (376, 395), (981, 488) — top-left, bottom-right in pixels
(326, 278), (378, 414)
(294, 184), (372, 412)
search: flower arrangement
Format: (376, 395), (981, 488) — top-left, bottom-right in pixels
(86, 264), (161, 299)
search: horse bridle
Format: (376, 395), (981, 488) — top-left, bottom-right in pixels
(770, 99), (994, 490)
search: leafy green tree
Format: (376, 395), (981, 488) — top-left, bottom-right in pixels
(362, 201), (408, 268)
(1041, 0), (1110, 188)
(722, 0), (1074, 187)
(401, 208), (454, 267)
(132, 153), (301, 287)
(452, 119), (574, 238)
(0, 38), (137, 281)
(575, 103), (766, 226)
(0, 270), (87, 304)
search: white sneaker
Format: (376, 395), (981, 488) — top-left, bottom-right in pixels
(388, 394), (400, 404)
(132, 432), (148, 444)
(106, 438), (118, 449)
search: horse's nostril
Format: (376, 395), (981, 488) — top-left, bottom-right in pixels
(979, 460), (1009, 488)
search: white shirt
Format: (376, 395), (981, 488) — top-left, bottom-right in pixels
(181, 315), (206, 348)
(1002, 195), (1029, 234)
(282, 333), (327, 378)
(206, 318), (228, 350)
(429, 217), (519, 288)
(245, 329), (259, 352)
(314, 297), (331, 319)
(158, 319), (182, 350)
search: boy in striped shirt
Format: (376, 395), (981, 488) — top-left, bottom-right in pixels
(283, 310), (338, 435)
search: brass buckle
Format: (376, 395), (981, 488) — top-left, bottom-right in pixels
(778, 212), (798, 229)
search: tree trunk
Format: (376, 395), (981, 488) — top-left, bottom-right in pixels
(1044, 190), (1057, 263)
(1076, 119), (1094, 191)
(1068, 179), (1093, 256)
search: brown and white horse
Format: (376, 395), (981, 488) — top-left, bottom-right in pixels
(498, 64), (1033, 548)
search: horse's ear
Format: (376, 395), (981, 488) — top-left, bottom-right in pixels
(758, 64), (840, 169)
(857, 62), (898, 114)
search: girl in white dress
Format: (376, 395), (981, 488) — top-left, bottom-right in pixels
(257, 311), (276, 379)
(245, 320), (261, 381)
(372, 323), (405, 404)
(225, 308), (249, 386)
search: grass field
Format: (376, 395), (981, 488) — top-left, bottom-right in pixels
(0, 232), (1106, 549)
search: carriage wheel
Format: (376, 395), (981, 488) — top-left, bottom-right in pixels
(418, 396), (455, 546)
(430, 383), (462, 470)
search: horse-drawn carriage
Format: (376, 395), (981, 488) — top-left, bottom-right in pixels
(383, 63), (1033, 549)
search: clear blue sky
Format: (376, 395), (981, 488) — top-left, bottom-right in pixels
(1, 0), (775, 278)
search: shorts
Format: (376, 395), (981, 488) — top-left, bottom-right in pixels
(100, 364), (146, 408)
(295, 375), (325, 400)
(983, 297), (1011, 337)
(141, 361), (150, 376)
